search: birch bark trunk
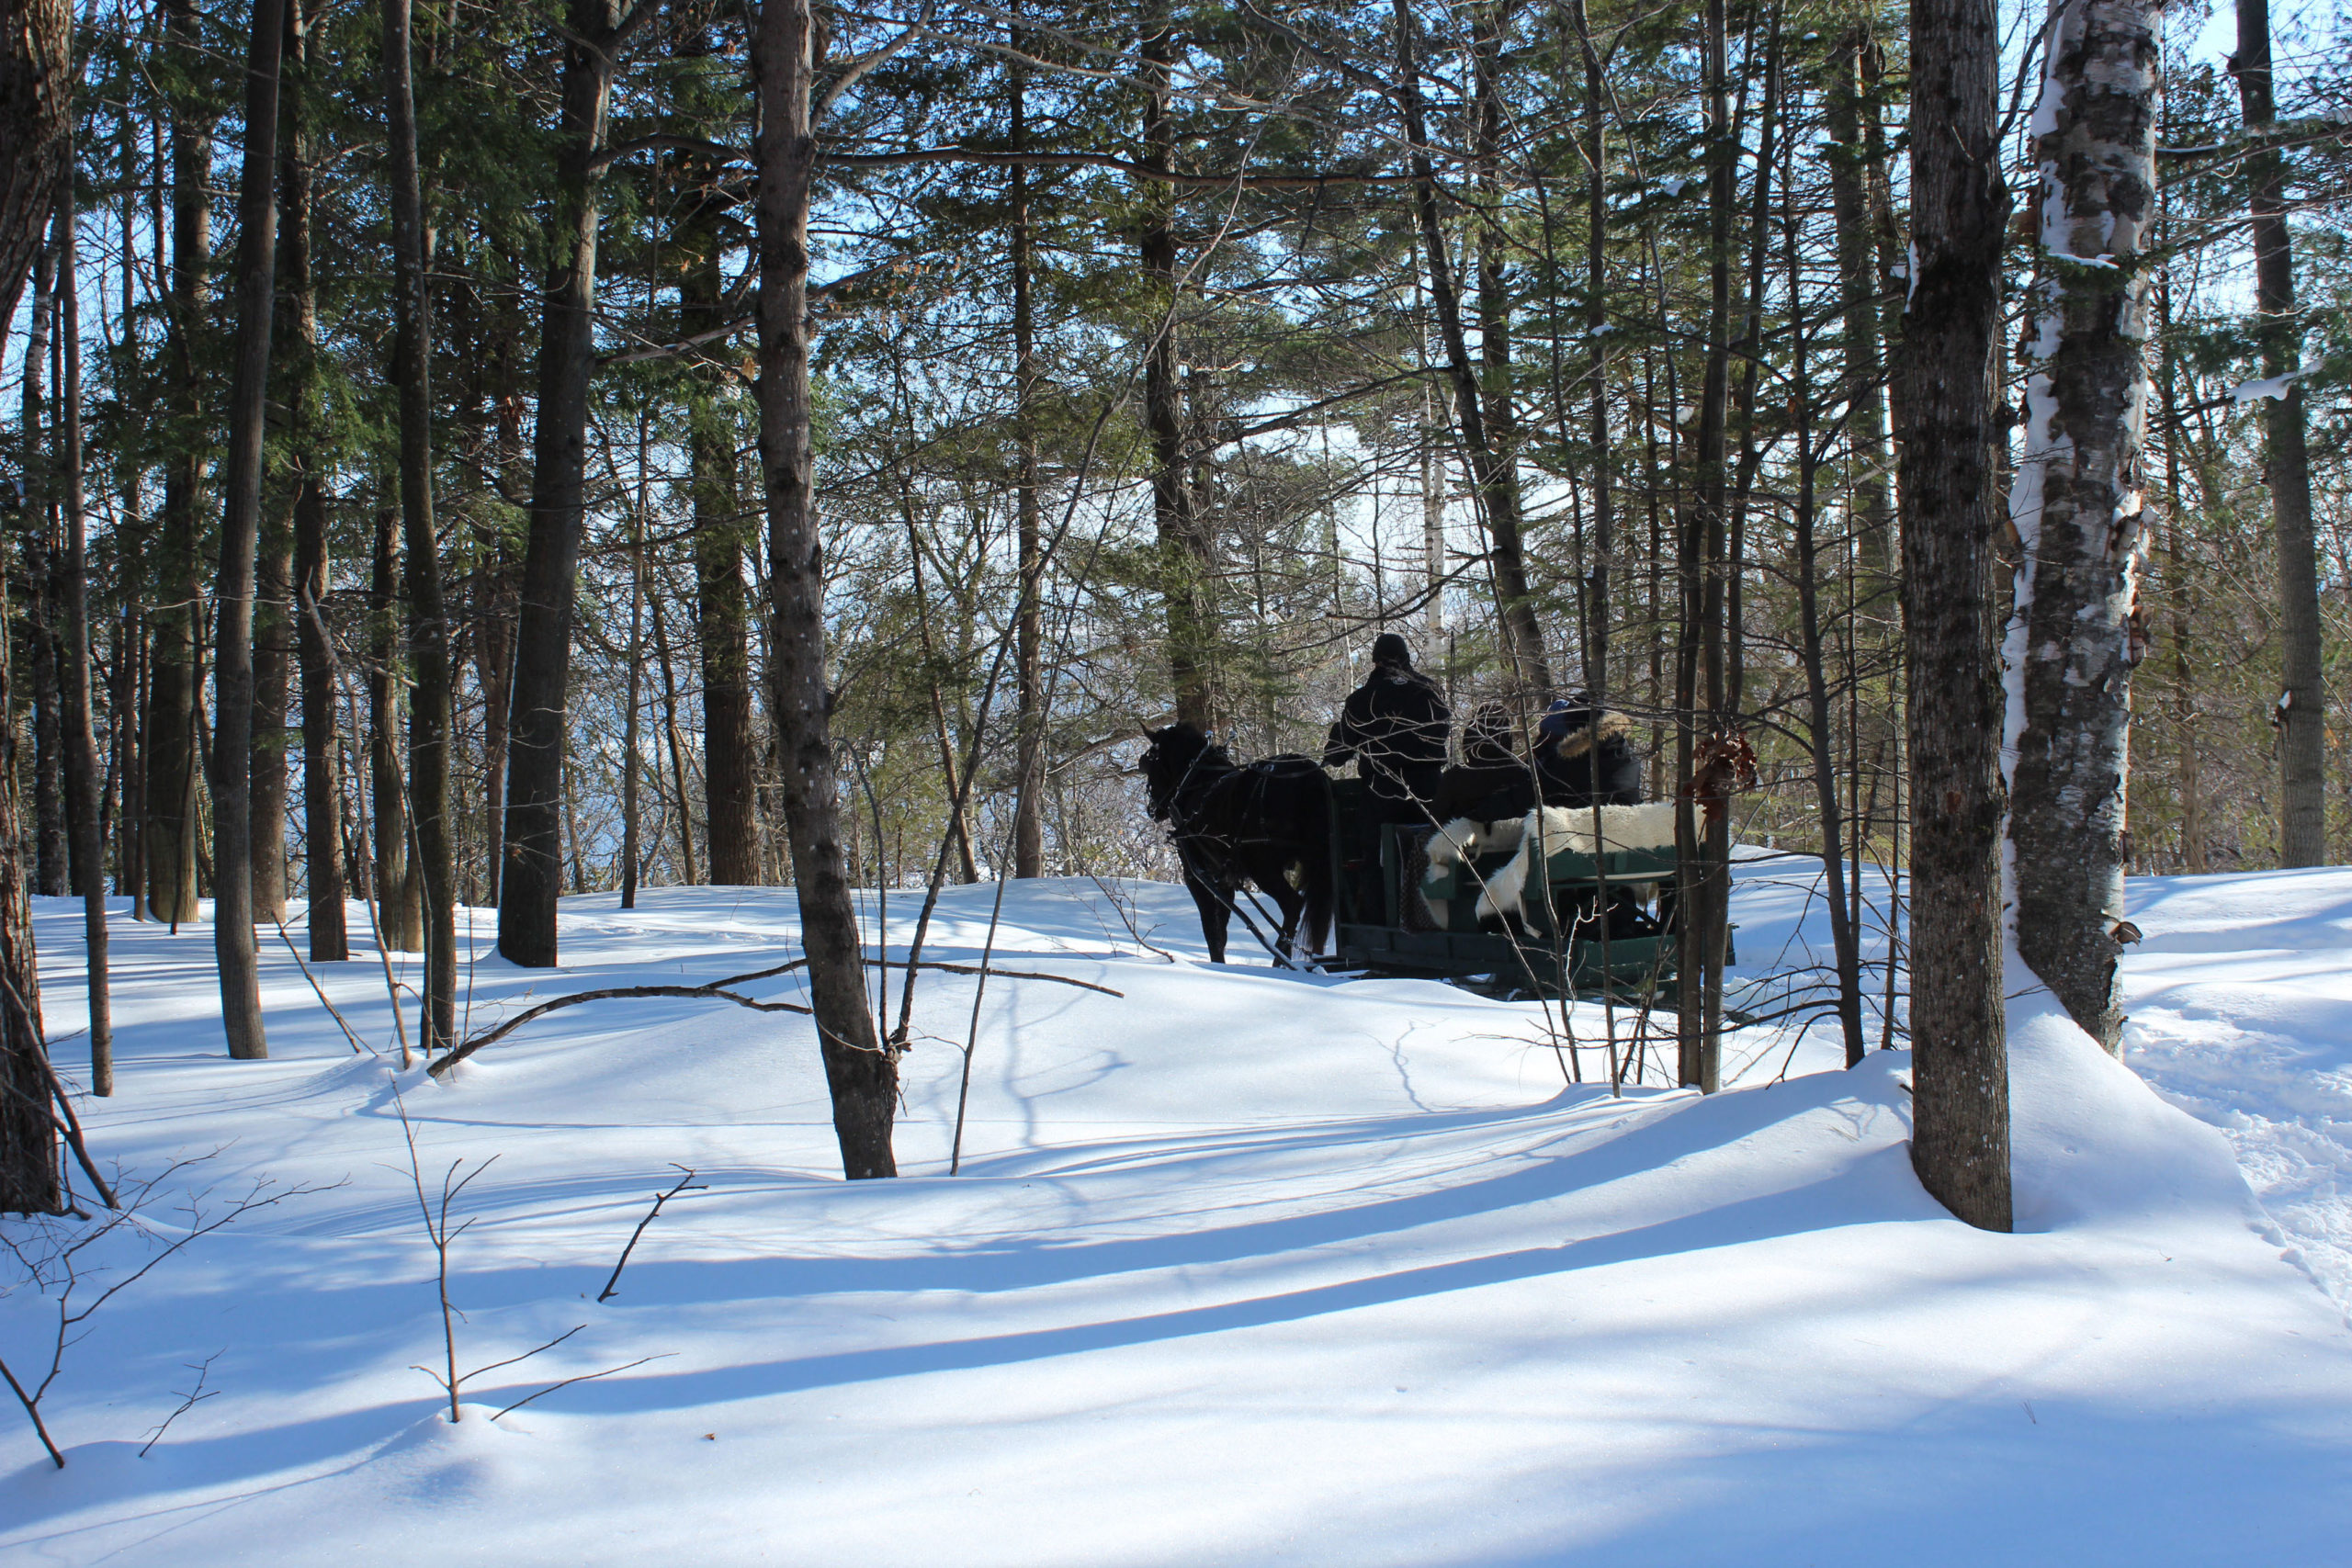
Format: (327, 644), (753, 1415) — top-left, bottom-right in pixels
(2006, 0), (2163, 1056)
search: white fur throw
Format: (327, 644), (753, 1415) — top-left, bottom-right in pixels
(1475, 802), (1679, 923)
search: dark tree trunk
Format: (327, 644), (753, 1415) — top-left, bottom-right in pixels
(253, 0), (313, 929)
(212, 0), (290, 1062)
(1899, 0), (2013, 1231)
(23, 232), (65, 903)
(145, 4), (208, 929)
(1394, 0), (1548, 694)
(622, 526), (644, 908)
(754, 0), (899, 1179)
(650, 590), (696, 884)
(58, 192), (111, 1098)
(0, 0), (70, 326)
(501, 0), (624, 965)
(385, 0), (457, 1049)
(2007, 0), (2162, 1056)
(1674, 0), (1736, 1093)
(668, 45), (761, 889)
(2235, 0), (2326, 865)
(1139, 0), (1215, 728)
(287, 5), (345, 961)
(370, 504), (421, 952)
(1010, 30), (1045, 878)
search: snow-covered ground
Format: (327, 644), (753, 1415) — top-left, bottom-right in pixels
(3, 863), (2349, 1564)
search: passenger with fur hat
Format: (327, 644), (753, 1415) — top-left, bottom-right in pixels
(1533, 695), (1644, 807)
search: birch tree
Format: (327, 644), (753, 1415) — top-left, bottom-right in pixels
(2006, 0), (2164, 1055)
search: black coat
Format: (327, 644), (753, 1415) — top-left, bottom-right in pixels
(1535, 708), (1644, 807)
(1324, 666), (1450, 806)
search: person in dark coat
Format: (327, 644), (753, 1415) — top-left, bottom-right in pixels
(1534, 696), (1645, 807)
(1430, 701), (1542, 823)
(1323, 632), (1450, 820)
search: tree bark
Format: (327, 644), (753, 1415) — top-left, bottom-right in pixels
(145, 0), (209, 929)
(58, 188), (111, 1098)
(2006, 0), (2161, 1056)
(501, 0), (624, 965)
(254, 0), (315, 928)
(1010, 28), (1046, 879)
(0, 0), (69, 327)
(754, 0), (899, 1179)
(1139, 0), (1215, 728)
(23, 228), (65, 904)
(1675, 0), (1735, 1093)
(1899, 0), (2012, 1231)
(370, 504), (422, 952)
(212, 0), (290, 1062)
(680, 198), (760, 886)
(2235, 0), (2326, 865)
(1393, 0), (1547, 694)
(288, 4), (345, 961)
(384, 0), (457, 1049)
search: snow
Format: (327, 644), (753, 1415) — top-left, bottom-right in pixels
(5, 867), (2352, 1564)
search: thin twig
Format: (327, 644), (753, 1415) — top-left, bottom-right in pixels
(137, 1351), (222, 1458)
(491, 1353), (673, 1421)
(275, 921), (375, 1055)
(597, 1167), (705, 1302)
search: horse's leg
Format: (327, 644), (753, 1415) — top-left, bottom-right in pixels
(1259, 855), (1306, 967)
(1186, 869), (1229, 964)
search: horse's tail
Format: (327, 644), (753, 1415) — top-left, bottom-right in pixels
(1301, 769), (1336, 958)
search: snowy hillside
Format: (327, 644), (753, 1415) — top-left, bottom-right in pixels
(5, 868), (2351, 1564)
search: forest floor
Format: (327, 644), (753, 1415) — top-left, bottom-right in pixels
(2, 859), (2349, 1564)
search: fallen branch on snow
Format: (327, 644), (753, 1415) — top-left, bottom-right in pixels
(426, 955), (1121, 1077)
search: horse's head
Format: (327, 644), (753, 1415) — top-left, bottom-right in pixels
(1137, 722), (1222, 822)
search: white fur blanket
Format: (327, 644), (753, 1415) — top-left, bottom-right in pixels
(1422, 802), (1677, 925)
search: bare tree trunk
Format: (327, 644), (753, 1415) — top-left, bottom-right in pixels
(211, 0), (290, 1062)
(384, 0), (456, 1048)
(1826, 29), (1895, 587)
(1393, 0), (1547, 694)
(1010, 28), (1046, 878)
(675, 111), (761, 886)
(22, 228), (65, 904)
(2155, 277), (2208, 875)
(622, 522), (644, 908)
(2006, 0), (2161, 1056)
(288, 4), (345, 962)
(0, 0), (69, 325)
(1786, 206), (1866, 1068)
(650, 591), (697, 885)
(0, 602), (52, 1208)
(1899, 0), (2012, 1231)
(502, 0), (624, 965)
(58, 192), (111, 1098)
(370, 505), (421, 952)
(2234, 0), (2326, 865)
(1675, 0), (1735, 1093)
(146, 5), (208, 929)
(754, 0), (898, 1179)
(1139, 0), (1215, 727)
(253, 0), (315, 929)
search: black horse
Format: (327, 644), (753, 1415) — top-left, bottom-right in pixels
(1138, 722), (1335, 965)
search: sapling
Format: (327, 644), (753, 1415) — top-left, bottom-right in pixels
(0, 1155), (322, 1466)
